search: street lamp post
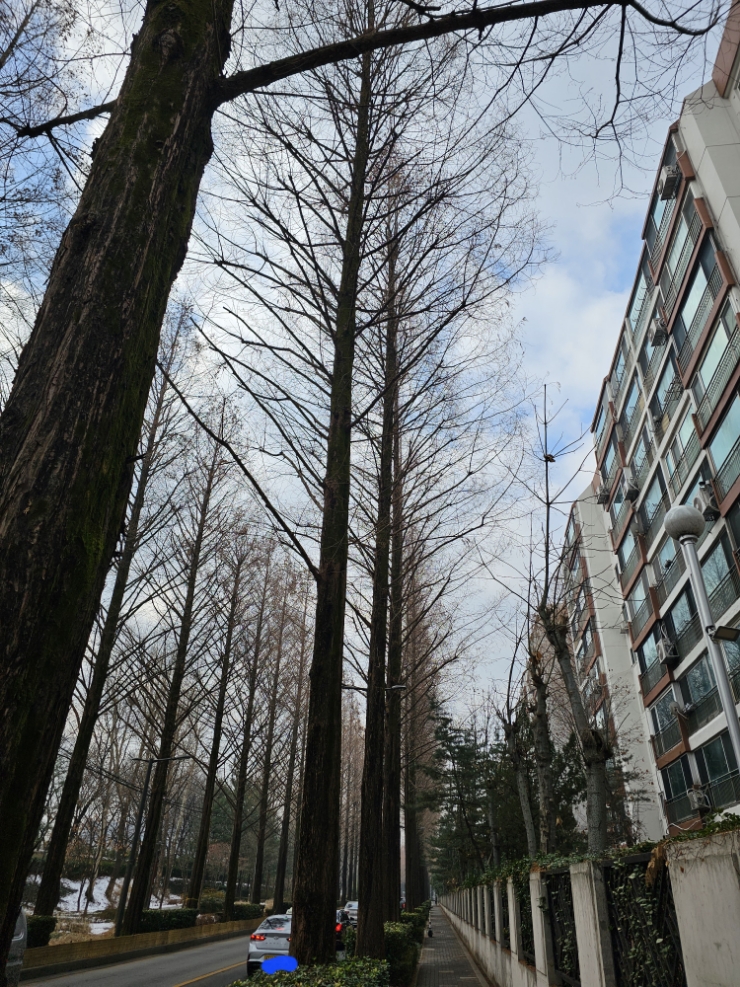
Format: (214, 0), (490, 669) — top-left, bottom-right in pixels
(664, 505), (740, 770)
(114, 754), (192, 936)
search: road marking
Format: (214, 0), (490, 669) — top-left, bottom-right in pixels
(170, 960), (245, 986)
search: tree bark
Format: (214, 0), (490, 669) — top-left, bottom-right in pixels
(529, 656), (557, 854)
(273, 591), (308, 914)
(0, 0), (234, 957)
(503, 718), (538, 858)
(34, 367), (171, 918)
(382, 337), (402, 924)
(291, 29), (372, 967)
(122, 443), (219, 934)
(223, 561), (269, 921)
(539, 606), (609, 854)
(185, 555), (243, 908)
(251, 583), (288, 904)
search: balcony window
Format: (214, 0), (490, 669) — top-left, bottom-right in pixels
(662, 755), (696, 824)
(645, 140), (678, 260)
(666, 412), (700, 497)
(638, 318), (666, 393)
(695, 732), (740, 811)
(620, 376), (644, 450)
(618, 526), (639, 579)
(632, 428), (655, 487)
(673, 237), (721, 372)
(666, 586), (702, 660)
(694, 304), (740, 432)
(659, 191), (701, 317)
(577, 621), (595, 675)
(594, 399), (610, 461)
(680, 652), (721, 735)
(628, 573), (653, 638)
(654, 534), (685, 604)
(611, 337), (628, 403)
(651, 688), (682, 756)
(627, 254), (655, 339)
(702, 534), (740, 622)
(709, 394), (740, 499)
(650, 354), (682, 438)
(723, 636), (740, 702)
(610, 484), (630, 543)
(641, 469), (670, 548)
(638, 628), (666, 696)
(600, 437), (619, 494)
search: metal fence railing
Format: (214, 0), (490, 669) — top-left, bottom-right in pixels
(545, 869), (581, 987)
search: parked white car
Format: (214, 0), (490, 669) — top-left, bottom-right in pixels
(344, 901), (358, 926)
(247, 915), (291, 977)
(7, 911), (26, 987)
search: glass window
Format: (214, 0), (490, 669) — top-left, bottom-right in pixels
(642, 470), (666, 519)
(618, 527), (637, 569)
(654, 535), (679, 580)
(672, 237), (717, 352)
(651, 689), (676, 732)
(667, 586), (696, 637)
(637, 628), (660, 672)
(662, 756), (692, 800)
(627, 258), (653, 337)
(701, 535), (733, 596)
(602, 438), (617, 476)
(709, 394), (740, 469)
(653, 355), (678, 412)
(612, 339), (627, 391)
(665, 413), (696, 480)
(696, 732), (738, 783)
(621, 377), (641, 424)
(645, 141), (678, 254)
(679, 653), (715, 704)
(724, 635), (740, 675)
(693, 315), (733, 403)
(661, 191), (696, 285)
(594, 402), (606, 446)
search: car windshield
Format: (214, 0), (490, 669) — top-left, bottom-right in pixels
(346, 902), (358, 909)
(261, 917), (291, 931)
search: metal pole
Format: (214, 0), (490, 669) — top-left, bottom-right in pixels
(115, 758), (154, 936)
(679, 534), (740, 769)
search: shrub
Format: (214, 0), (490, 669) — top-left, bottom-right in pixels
(27, 915), (57, 949)
(383, 922), (419, 987)
(230, 958), (388, 987)
(199, 889), (225, 914)
(232, 902), (265, 920)
(398, 911), (425, 944)
(344, 924), (356, 957)
(137, 908), (198, 933)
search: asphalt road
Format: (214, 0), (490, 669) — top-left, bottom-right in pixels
(23, 933), (252, 987)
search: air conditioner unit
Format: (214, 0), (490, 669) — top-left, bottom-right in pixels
(668, 701), (687, 718)
(649, 316), (668, 348)
(596, 484), (609, 506)
(657, 637), (679, 666)
(658, 163), (682, 201)
(693, 482), (719, 523)
(688, 787), (712, 812)
(623, 467), (640, 502)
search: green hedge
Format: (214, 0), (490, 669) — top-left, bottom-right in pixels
(137, 908), (198, 933)
(398, 910), (425, 944)
(230, 958), (388, 987)
(199, 890), (225, 914)
(383, 922), (418, 987)
(232, 902), (265, 920)
(27, 915), (56, 948)
(344, 924), (356, 957)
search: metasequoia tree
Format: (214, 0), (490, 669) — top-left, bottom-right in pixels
(0, 0), (723, 968)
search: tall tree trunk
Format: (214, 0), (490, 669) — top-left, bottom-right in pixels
(185, 556), (243, 908)
(122, 443), (219, 934)
(382, 349), (402, 924)
(357, 204), (395, 962)
(539, 606), (609, 854)
(0, 0), (234, 956)
(504, 717), (538, 858)
(529, 655), (557, 854)
(34, 367), (171, 918)
(223, 562), (269, 921)
(403, 750), (424, 911)
(274, 592), (308, 914)
(291, 28), (372, 967)
(251, 583), (288, 904)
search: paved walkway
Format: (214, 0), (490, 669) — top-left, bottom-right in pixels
(416, 907), (489, 987)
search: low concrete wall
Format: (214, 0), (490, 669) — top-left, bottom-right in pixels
(21, 917), (260, 979)
(666, 829), (740, 987)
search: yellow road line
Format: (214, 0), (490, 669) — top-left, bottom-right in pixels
(170, 959), (245, 987)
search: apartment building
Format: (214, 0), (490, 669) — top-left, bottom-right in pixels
(567, 11), (740, 836)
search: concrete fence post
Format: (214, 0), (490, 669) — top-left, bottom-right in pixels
(530, 870), (556, 987)
(507, 878), (522, 961)
(483, 884), (492, 939)
(666, 830), (740, 987)
(492, 881), (503, 943)
(570, 861), (616, 987)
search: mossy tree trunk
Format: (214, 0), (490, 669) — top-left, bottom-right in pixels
(0, 0), (234, 962)
(291, 35), (371, 969)
(528, 654), (557, 854)
(34, 363), (171, 919)
(185, 554), (243, 909)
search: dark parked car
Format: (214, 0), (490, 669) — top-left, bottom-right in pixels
(7, 911), (26, 987)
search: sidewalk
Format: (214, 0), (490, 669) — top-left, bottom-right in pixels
(415, 907), (490, 987)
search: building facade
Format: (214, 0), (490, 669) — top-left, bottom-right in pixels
(567, 12), (740, 836)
